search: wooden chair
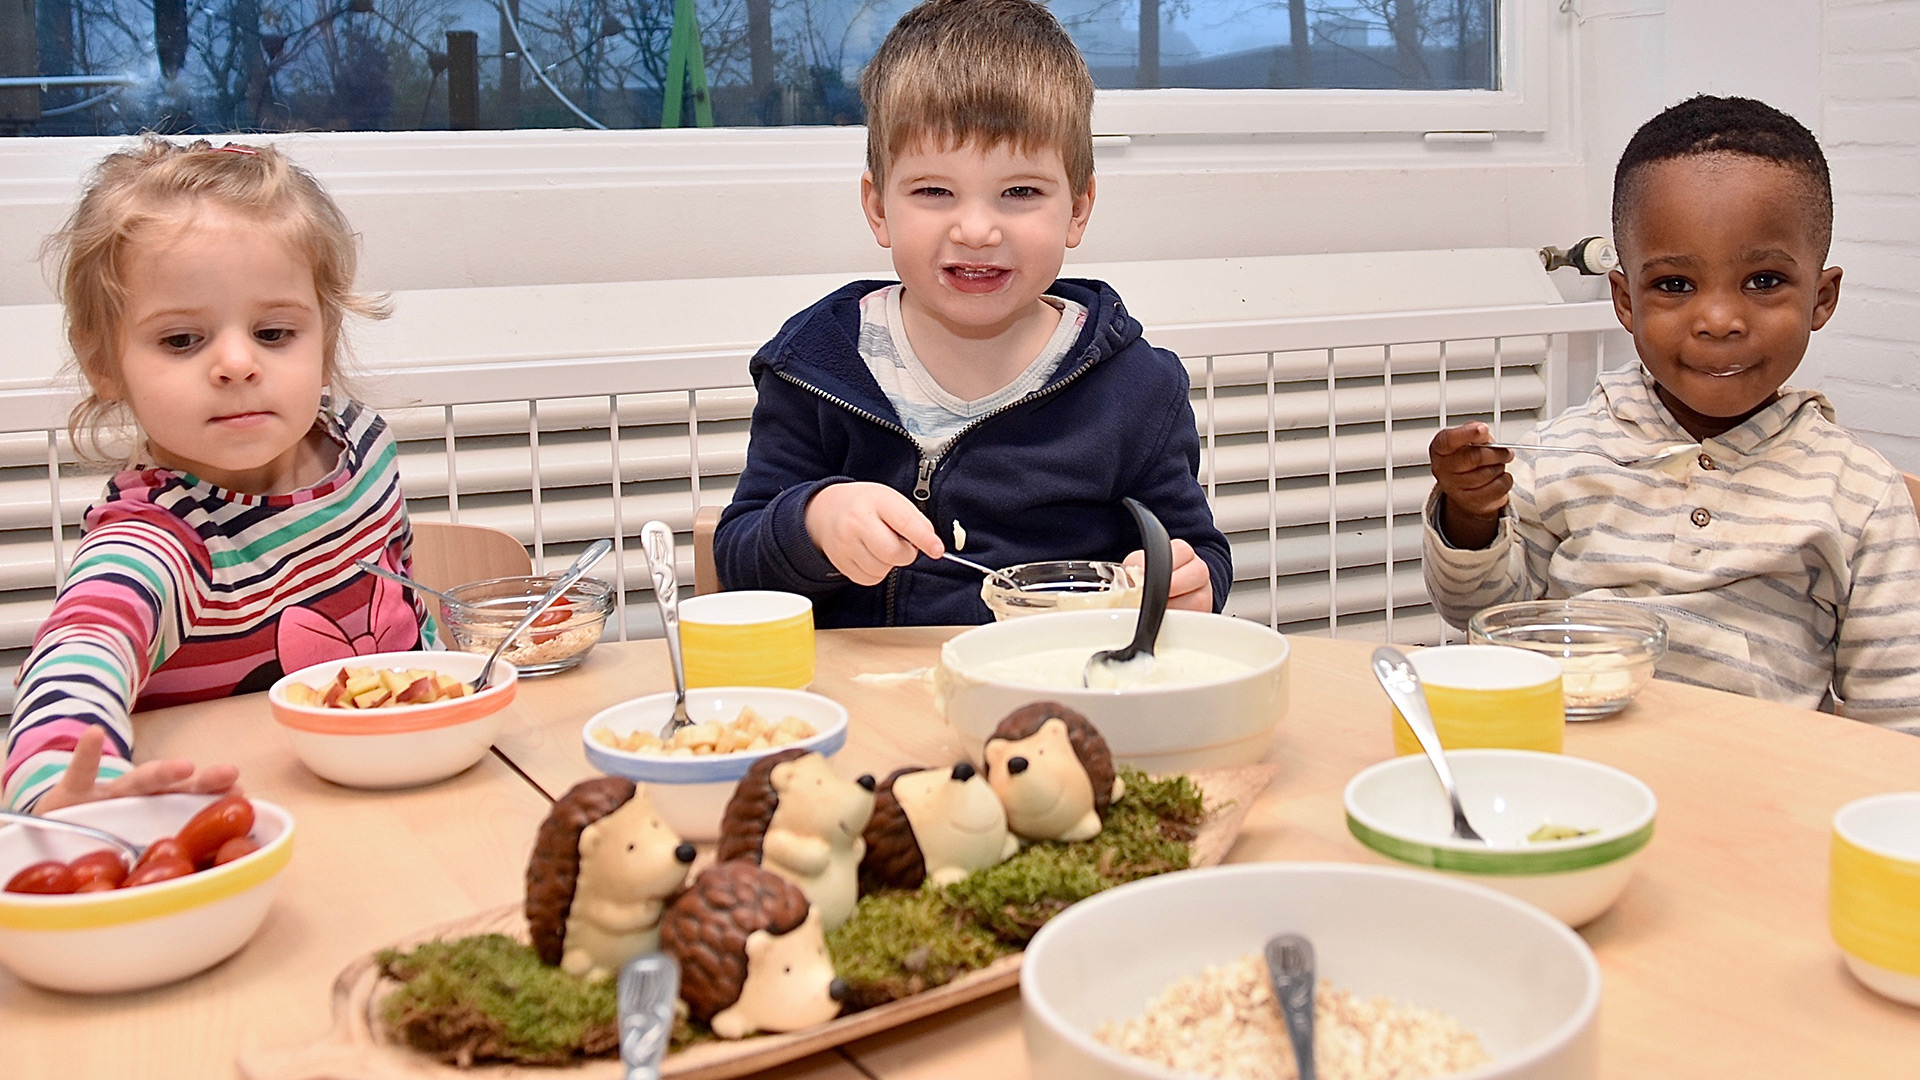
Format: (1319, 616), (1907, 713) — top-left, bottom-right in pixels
(408, 521), (533, 624)
(694, 505), (723, 595)
(1906, 473), (1920, 526)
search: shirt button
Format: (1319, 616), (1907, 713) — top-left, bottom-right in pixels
(1690, 507), (1712, 528)
(1698, 453), (1716, 470)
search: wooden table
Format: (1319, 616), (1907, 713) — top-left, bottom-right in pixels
(6, 629), (1919, 1079)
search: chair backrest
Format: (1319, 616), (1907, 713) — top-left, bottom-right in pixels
(693, 505), (723, 595)
(1905, 473), (1920, 526)
(409, 521), (534, 624)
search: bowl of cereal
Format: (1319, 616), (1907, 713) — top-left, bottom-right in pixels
(1344, 749), (1657, 927)
(581, 686), (849, 841)
(440, 574), (615, 676)
(269, 650), (518, 788)
(0, 793), (294, 993)
(1023, 862), (1600, 1080)
(935, 609), (1289, 772)
(1467, 600), (1667, 719)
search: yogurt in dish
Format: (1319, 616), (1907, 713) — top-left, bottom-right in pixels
(971, 645), (1252, 689)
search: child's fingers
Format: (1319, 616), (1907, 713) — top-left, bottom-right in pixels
(874, 499), (943, 560)
(39, 726), (109, 811)
(1429, 422), (1493, 457)
(186, 764), (241, 796)
(108, 759), (194, 798)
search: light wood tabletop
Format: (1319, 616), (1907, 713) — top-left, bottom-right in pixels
(6, 628), (1918, 1079)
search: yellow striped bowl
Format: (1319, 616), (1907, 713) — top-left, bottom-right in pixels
(1831, 792), (1920, 1005)
(0, 793), (293, 993)
(679, 591), (815, 689)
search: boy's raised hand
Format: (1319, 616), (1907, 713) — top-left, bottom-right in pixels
(1125, 539), (1213, 613)
(1429, 422), (1514, 550)
(805, 481), (944, 585)
(33, 725), (240, 815)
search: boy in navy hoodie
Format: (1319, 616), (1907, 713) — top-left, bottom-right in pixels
(714, 0), (1231, 627)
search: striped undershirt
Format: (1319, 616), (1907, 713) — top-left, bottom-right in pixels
(4, 399), (437, 810)
(1424, 365), (1920, 730)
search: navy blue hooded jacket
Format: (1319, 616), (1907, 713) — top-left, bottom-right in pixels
(713, 278), (1233, 627)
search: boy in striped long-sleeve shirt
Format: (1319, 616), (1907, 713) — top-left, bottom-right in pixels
(1425, 95), (1920, 729)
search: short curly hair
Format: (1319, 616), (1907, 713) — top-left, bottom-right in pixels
(1612, 95), (1833, 261)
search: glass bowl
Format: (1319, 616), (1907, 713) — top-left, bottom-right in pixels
(1467, 600), (1668, 720)
(439, 574), (615, 676)
(979, 560), (1142, 621)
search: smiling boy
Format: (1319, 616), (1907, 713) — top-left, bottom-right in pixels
(715, 0), (1231, 626)
(1425, 96), (1920, 727)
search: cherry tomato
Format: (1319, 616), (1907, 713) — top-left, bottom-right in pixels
(133, 837), (189, 874)
(74, 879), (118, 893)
(212, 836), (260, 866)
(67, 849), (129, 890)
(530, 598), (573, 644)
(5, 861), (79, 894)
(173, 795), (255, 866)
(122, 857), (193, 889)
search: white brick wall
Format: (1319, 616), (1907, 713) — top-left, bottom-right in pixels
(1818, 0), (1920, 473)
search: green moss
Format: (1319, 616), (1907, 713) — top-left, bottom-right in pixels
(827, 884), (1019, 1009)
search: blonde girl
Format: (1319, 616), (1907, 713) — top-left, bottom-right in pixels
(7, 138), (436, 813)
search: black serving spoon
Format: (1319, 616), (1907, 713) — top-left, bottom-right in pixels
(1082, 498), (1173, 687)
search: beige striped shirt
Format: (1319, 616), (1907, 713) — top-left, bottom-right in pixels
(1424, 365), (1920, 730)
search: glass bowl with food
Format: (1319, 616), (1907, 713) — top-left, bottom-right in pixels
(1467, 599), (1669, 720)
(979, 560), (1142, 621)
(439, 574), (615, 676)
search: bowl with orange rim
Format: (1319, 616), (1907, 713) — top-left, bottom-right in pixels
(0, 793), (294, 993)
(268, 650), (517, 788)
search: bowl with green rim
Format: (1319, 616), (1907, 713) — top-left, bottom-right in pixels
(1343, 749), (1656, 927)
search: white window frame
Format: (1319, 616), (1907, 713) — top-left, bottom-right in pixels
(1091, 0), (1550, 136)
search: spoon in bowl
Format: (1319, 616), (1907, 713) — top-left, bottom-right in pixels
(1371, 646), (1485, 843)
(640, 521), (694, 742)
(471, 539), (612, 693)
(0, 809), (145, 864)
(1082, 498), (1173, 688)
(352, 560), (478, 613)
(1264, 932), (1317, 1080)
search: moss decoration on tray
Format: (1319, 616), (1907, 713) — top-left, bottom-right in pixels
(373, 767), (1207, 1066)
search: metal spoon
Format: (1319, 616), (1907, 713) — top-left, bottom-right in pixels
(1372, 646), (1485, 843)
(1264, 932), (1316, 1080)
(1082, 498), (1172, 688)
(618, 951), (680, 1080)
(1487, 442), (1697, 467)
(640, 521), (694, 741)
(352, 560), (477, 612)
(940, 551), (1018, 589)
(0, 808), (144, 864)
(471, 539), (612, 692)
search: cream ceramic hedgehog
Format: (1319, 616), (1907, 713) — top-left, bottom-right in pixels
(862, 763), (1020, 888)
(659, 860), (847, 1039)
(981, 702), (1125, 842)
(717, 749), (876, 930)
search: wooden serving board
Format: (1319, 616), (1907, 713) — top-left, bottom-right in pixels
(238, 764), (1277, 1080)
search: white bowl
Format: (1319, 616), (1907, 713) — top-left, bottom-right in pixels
(1344, 749), (1657, 926)
(0, 794), (294, 993)
(1022, 862), (1599, 1080)
(268, 650), (517, 788)
(934, 610), (1290, 772)
(581, 687), (850, 841)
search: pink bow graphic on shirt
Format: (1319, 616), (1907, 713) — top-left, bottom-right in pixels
(275, 570), (420, 671)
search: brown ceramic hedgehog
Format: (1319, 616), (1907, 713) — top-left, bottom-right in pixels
(525, 776), (697, 980)
(717, 748), (875, 930)
(658, 860), (846, 1039)
(862, 763), (1019, 888)
(981, 702), (1126, 842)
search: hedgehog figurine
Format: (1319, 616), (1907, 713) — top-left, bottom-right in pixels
(862, 762), (1020, 888)
(717, 749), (876, 930)
(981, 702), (1126, 843)
(525, 777), (697, 981)
(659, 860), (848, 1039)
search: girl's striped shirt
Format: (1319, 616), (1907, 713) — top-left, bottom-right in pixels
(1424, 365), (1920, 730)
(5, 399), (436, 810)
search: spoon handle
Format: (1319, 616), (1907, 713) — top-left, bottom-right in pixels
(1122, 498), (1172, 658)
(619, 951), (680, 1080)
(0, 808), (144, 862)
(353, 560), (468, 609)
(640, 522), (692, 737)
(1264, 933), (1316, 1080)
(1372, 646), (1483, 842)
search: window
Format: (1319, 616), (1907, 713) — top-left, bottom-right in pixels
(4, 0), (1535, 138)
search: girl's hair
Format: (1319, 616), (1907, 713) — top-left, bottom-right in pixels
(48, 136), (389, 458)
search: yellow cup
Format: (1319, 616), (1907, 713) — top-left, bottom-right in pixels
(1390, 644), (1565, 755)
(1830, 793), (1920, 1005)
(679, 591), (815, 689)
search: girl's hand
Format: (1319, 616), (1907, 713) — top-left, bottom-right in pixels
(1429, 422), (1514, 550)
(1126, 538), (1213, 613)
(33, 725), (240, 815)
(804, 482), (943, 586)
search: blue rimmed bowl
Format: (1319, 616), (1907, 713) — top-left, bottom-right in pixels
(1344, 749), (1657, 927)
(581, 687), (849, 841)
